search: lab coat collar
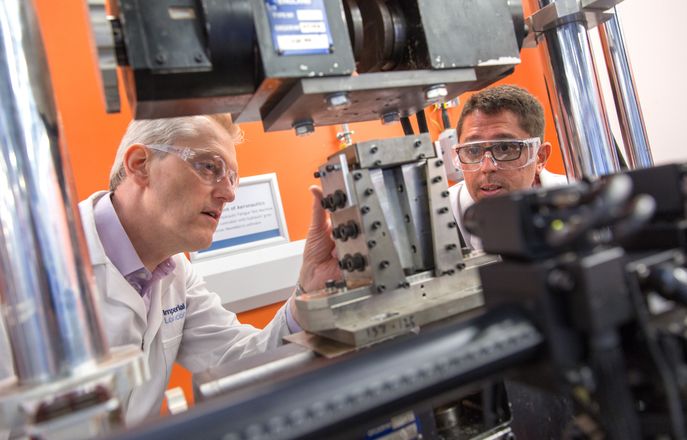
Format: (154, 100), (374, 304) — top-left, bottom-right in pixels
(81, 191), (148, 322)
(80, 192), (180, 326)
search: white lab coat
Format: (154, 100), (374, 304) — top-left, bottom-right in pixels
(78, 191), (291, 425)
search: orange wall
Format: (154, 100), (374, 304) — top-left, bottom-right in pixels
(33, 0), (562, 413)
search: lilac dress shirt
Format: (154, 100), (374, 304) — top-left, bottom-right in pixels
(92, 192), (301, 331)
(93, 193), (175, 314)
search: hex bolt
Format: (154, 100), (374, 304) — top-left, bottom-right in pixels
(424, 84), (448, 104)
(414, 140), (423, 148)
(438, 207), (449, 214)
(364, 188), (374, 196)
(344, 257), (356, 272)
(293, 120), (315, 137)
(381, 111), (400, 125)
(336, 225), (348, 241)
(326, 92), (351, 110)
(367, 240), (377, 249)
(417, 154), (426, 160)
(326, 194), (336, 209)
(353, 172), (362, 181)
(370, 146), (378, 154)
(371, 221), (381, 230)
(350, 253), (367, 271)
(376, 285), (386, 293)
(155, 53), (167, 65)
(435, 160), (444, 167)
(448, 221), (457, 228)
(194, 52), (204, 63)
(456, 263), (466, 270)
(399, 282), (410, 289)
(314, 171), (321, 178)
(379, 260), (390, 269)
(325, 164), (336, 172)
(361, 206), (370, 214)
(343, 221), (359, 239)
(432, 176), (442, 184)
(332, 190), (347, 208)
(441, 190), (450, 198)
(445, 243), (457, 250)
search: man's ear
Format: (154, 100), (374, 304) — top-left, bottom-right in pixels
(123, 144), (152, 186)
(535, 142), (552, 174)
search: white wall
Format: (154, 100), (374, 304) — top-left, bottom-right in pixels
(593, 0), (687, 165)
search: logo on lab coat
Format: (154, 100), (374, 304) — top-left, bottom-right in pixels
(163, 303), (186, 324)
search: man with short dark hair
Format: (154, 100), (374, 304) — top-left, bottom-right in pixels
(450, 85), (566, 249)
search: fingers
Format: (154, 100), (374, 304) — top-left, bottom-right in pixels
(308, 185), (328, 232)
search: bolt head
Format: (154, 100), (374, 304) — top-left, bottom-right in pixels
(293, 120), (315, 137)
(326, 92), (351, 109)
(381, 112), (400, 125)
(425, 85), (448, 103)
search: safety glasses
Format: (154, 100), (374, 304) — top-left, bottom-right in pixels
(146, 144), (239, 190)
(453, 137), (540, 172)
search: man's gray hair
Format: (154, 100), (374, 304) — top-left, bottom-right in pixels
(457, 85), (545, 142)
(109, 114), (242, 191)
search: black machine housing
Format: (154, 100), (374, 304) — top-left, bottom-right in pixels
(109, 0), (525, 129)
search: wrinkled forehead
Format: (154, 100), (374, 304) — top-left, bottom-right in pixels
(176, 121), (238, 166)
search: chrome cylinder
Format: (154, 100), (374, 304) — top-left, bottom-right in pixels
(537, 1), (620, 179)
(0, 0), (108, 384)
(598, 10), (653, 169)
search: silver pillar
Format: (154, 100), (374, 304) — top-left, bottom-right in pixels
(0, 0), (108, 384)
(598, 9), (653, 169)
(537, 0), (620, 179)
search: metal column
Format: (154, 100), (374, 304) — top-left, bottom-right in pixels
(535, 0), (621, 179)
(0, 0), (108, 385)
(598, 9), (653, 169)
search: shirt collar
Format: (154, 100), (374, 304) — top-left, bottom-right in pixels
(94, 192), (144, 277)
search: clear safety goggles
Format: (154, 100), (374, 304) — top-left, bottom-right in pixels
(453, 137), (540, 172)
(146, 144), (239, 190)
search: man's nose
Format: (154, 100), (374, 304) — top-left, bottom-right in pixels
(479, 152), (498, 172)
(214, 177), (236, 203)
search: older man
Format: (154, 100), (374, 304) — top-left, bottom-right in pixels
(0, 113), (338, 426)
(450, 85), (566, 249)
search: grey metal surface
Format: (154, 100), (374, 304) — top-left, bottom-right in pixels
(260, 68), (479, 131)
(598, 10), (653, 169)
(418, 0), (521, 69)
(0, 0), (108, 385)
(300, 133), (490, 346)
(372, 168), (415, 271)
(425, 157), (464, 275)
(398, 163), (433, 271)
(194, 343), (315, 401)
(0, 345), (147, 434)
(87, 0), (120, 113)
(295, 254), (495, 346)
(536, 9), (619, 178)
(351, 134), (435, 169)
(351, 169), (406, 291)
